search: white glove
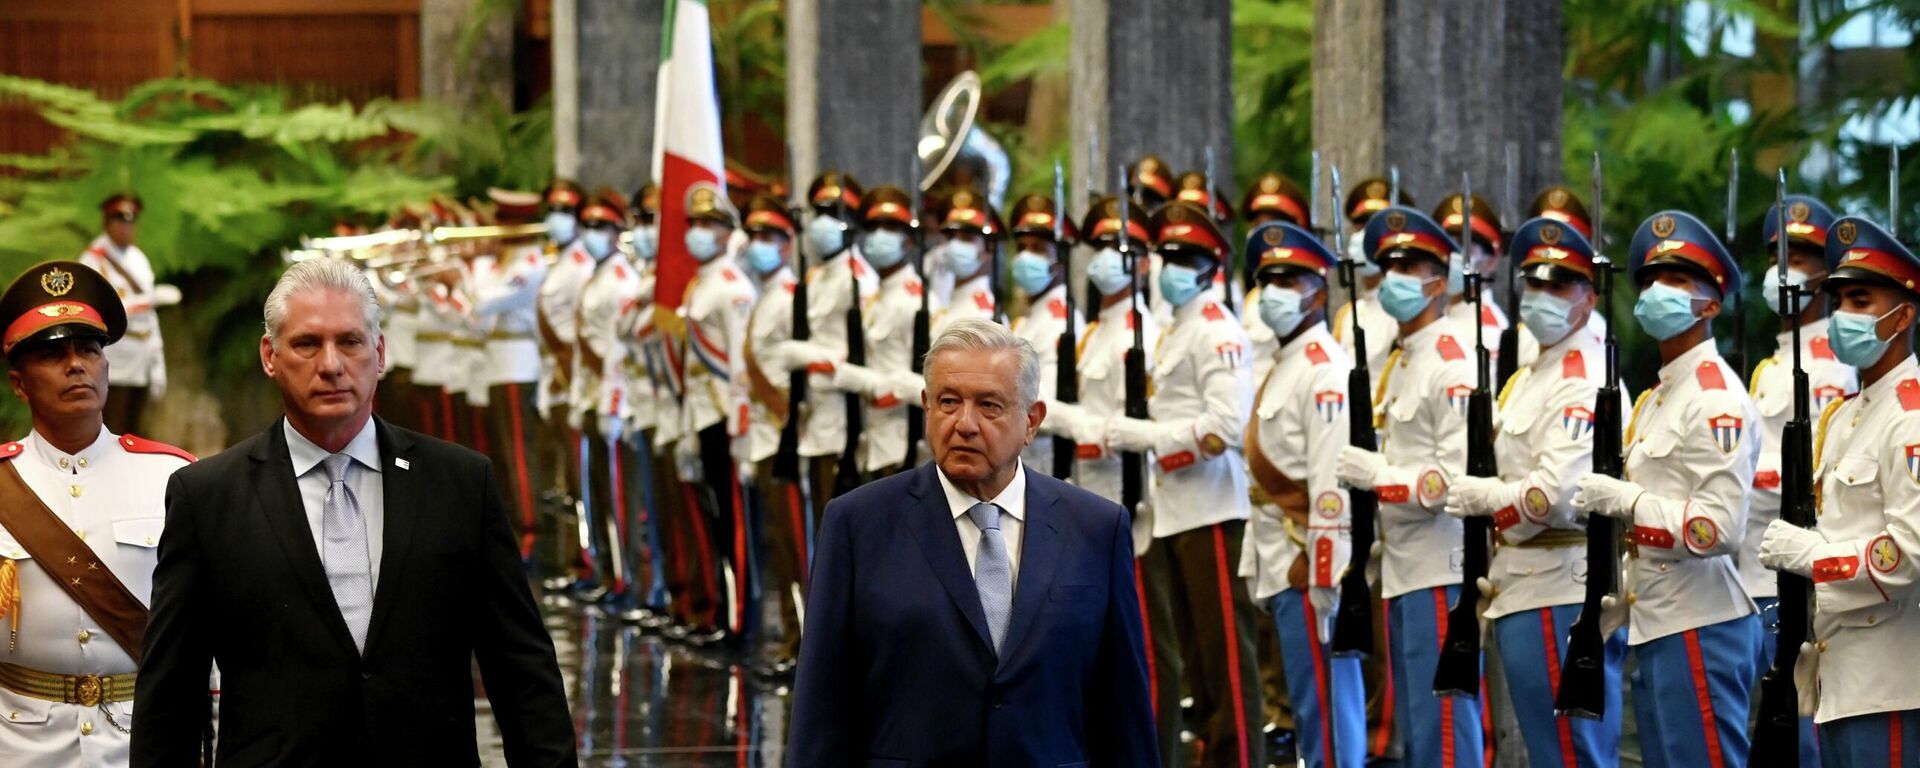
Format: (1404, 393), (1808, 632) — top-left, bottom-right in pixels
(1443, 476), (1501, 519)
(1308, 586), (1338, 644)
(770, 340), (838, 373)
(1599, 593), (1628, 638)
(1104, 417), (1161, 454)
(1131, 499), (1154, 558)
(565, 404), (586, 431)
(147, 359), (168, 400)
(1758, 519), (1825, 577)
(599, 413), (625, 444)
(1335, 446), (1387, 491)
(674, 435), (703, 483)
(151, 283), (183, 307)
(1571, 473), (1643, 519)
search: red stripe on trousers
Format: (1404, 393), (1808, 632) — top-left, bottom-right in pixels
(609, 440), (628, 592)
(419, 398), (434, 437)
(1136, 566), (1159, 719)
(1211, 526), (1252, 768)
(683, 485), (720, 627)
(729, 467), (747, 633)
(1433, 588), (1456, 768)
(1893, 711), (1904, 767)
(1376, 598), (1394, 757)
(470, 405), (488, 455)
(1539, 610), (1578, 768)
(1683, 629), (1727, 768)
(1302, 593), (1336, 761)
(506, 384), (535, 559)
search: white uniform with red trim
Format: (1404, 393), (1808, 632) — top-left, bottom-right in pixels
(471, 242), (549, 387)
(366, 269), (417, 378)
(77, 237), (164, 392)
(1331, 289), (1397, 387)
(1242, 287), (1279, 386)
(833, 266), (926, 473)
(1011, 284), (1083, 474)
(0, 428), (193, 767)
(1448, 298), (1508, 371)
(534, 242), (594, 415)
(1482, 324), (1610, 618)
(1371, 318), (1477, 598)
(798, 251), (877, 458)
(741, 266), (796, 465)
(448, 258), (491, 407)
(410, 268), (457, 391)
(1801, 354), (1920, 723)
(932, 274), (997, 336)
(1241, 323), (1352, 601)
(1742, 319), (1857, 599)
(1117, 297), (1254, 539)
(1620, 339), (1760, 644)
(679, 255), (757, 439)
(1041, 295), (1160, 548)
(576, 252), (644, 427)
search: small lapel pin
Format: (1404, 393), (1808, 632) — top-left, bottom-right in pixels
(394, 458), (410, 470)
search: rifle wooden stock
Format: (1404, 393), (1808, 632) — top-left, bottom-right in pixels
(1434, 281), (1495, 698)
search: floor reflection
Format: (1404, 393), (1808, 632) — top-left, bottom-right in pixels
(477, 603), (792, 767)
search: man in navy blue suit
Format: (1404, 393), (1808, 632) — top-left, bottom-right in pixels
(788, 317), (1159, 766)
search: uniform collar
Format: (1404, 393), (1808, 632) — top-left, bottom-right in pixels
(1656, 338), (1720, 387)
(954, 274), (992, 295)
(935, 461), (1027, 524)
(1026, 285), (1068, 319)
(1172, 294), (1212, 321)
(25, 425), (114, 474)
(1535, 321), (1602, 373)
(1100, 294), (1146, 321)
(695, 252), (737, 279)
(881, 264), (918, 288)
(1859, 355), (1920, 405)
(1277, 321), (1335, 360)
(759, 265), (795, 289)
(283, 417), (382, 479)
(1400, 313), (1459, 351)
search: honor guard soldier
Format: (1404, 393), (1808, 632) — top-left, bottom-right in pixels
(1102, 199), (1264, 768)
(1132, 156), (1178, 327)
(1242, 222), (1366, 768)
(1174, 171), (1237, 307)
(736, 194), (806, 671)
(1332, 178), (1405, 382)
(361, 221), (422, 434)
(1335, 205), (1486, 766)
(0, 261), (199, 766)
(1573, 211), (1762, 768)
(1005, 193), (1083, 475)
(618, 182), (677, 628)
(1432, 193), (1510, 362)
(1240, 173), (1314, 385)
(1517, 186), (1605, 371)
(675, 186), (756, 644)
(822, 186), (928, 478)
(1746, 196), (1855, 678)
(575, 192), (647, 611)
(1759, 216), (1920, 760)
(408, 203), (465, 445)
(472, 189), (554, 562)
(534, 180), (599, 595)
(793, 172), (876, 523)
(931, 189), (1003, 333)
(79, 194), (171, 436)
(1444, 217), (1626, 766)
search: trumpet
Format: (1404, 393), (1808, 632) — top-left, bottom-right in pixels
(288, 223), (549, 265)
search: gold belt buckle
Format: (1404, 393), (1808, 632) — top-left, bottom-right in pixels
(73, 674), (102, 707)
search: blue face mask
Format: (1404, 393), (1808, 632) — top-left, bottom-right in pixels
(685, 226), (724, 262)
(583, 228), (615, 259)
(745, 240), (784, 275)
(944, 239), (984, 277)
(1633, 281), (1703, 341)
(1011, 250), (1055, 295)
(545, 212), (578, 245)
(1259, 284), (1313, 338)
(863, 229), (906, 268)
(806, 215), (844, 255)
(631, 225), (658, 261)
(1520, 289), (1578, 347)
(1829, 307), (1902, 367)
(1378, 270), (1438, 322)
(1761, 265), (1811, 316)
(1159, 263), (1206, 308)
(1087, 247), (1132, 297)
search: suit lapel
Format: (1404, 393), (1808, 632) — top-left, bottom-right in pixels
(249, 420), (358, 656)
(903, 464), (993, 653)
(362, 418), (418, 654)
(996, 472), (1063, 666)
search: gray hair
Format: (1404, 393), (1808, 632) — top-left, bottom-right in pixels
(263, 258), (383, 344)
(924, 318), (1041, 406)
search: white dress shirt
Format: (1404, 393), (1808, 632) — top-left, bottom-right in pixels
(937, 461), (1028, 589)
(284, 418), (387, 588)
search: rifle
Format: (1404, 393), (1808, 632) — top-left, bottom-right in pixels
(905, 159), (932, 470)
(1084, 122), (1103, 323)
(1434, 171), (1495, 698)
(1390, 165), (1402, 206)
(1496, 143), (1521, 391)
(1118, 165), (1149, 526)
(1206, 145), (1232, 314)
(834, 193), (867, 497)
(1329, 162), (1379, 659)
(1555, 152), (1622, 718)
(773, 154), (811, 492)
(1052, 159), (1079, 480)
(1727, 148), (1747, 377)
(1752, 168), (1812, 755)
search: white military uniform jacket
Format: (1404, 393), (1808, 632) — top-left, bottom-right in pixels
(1041, 295), (1160, 546)
(1483, 324), (1608, 618)
(472, 242), (548, 386)
(1372, 318), (1477, 599)
(1331, 289), (1397, 386)
(1242, 323), (1353, 602)
(409, 268), (458, 391)
(1743, 319), (1856, 599)
(932, 274), (997, 336)
(741, 266), (796, 465)
(534, 241), (594, 414)
(1012, 284), (1083, 474)
(0, 428), (191, 766)
(798, 251), (877, 458)
(1137, 296), (1254, 539)
(576, 251), (644, 425)
(836, 266), (927, 473)
(1800, 355), (1920, 723)
(1620, 339), (1759, 644)
(370, 270), (418, 377)
(680, 255), (757, 438)
(78, 237), (164, 391)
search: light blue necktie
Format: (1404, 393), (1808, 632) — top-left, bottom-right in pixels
(321, 453), (374, 653)
(967, 501), (1013, 654)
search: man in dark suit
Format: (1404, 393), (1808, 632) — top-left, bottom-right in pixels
(788, 317), (1158, 766)
(132, 259), (576, 767)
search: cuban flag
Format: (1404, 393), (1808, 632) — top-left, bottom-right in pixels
(1563, 406), (1595, 441)
(1906, 444), (1920, 485)
(1314, 390), (1346, 424)
(650, 0), (726, 311)
(1446, 385), (1473, 417)
(1814, 385), (1847, 412)
(1709, 414), (1744, 454)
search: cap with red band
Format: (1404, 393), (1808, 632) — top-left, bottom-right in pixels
(1824, 216), (1920, 295)
(1629, 210), (1741, 298)
(1363, 205), (1460, 266)
(1, 261), (126, 356)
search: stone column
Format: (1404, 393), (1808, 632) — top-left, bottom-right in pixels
(419, 0), (514, 112)
(552, 0), (666, 191)
(786, 0), (921, 191)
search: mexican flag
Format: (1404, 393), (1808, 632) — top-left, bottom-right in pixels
(651, 0), (725, 310)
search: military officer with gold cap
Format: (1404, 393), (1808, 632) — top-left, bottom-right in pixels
(1240, 172), (1314, 387)
(1005, 192), (1083, 475)
(931, 189), (1004, 333)
(0, 261), (201, 766)
(1331, 177), (1406, 383)
(1432, 193), (1511, 369)
(815, 185), (930, 478)
(1760, 216), (1920, 761)
(793, 172), (877, 526)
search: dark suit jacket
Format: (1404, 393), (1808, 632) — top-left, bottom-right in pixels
(787, 462), (1158, 767)
(132, 417), (576, 768)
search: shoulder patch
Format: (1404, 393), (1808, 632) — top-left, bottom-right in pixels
(972, 291), (994, 311)
(571, 251), (588, 265)
(1480, 303), (1500, 327)
(1306, 342), (1330, 365)
(1810, 335), (1835, 361)
(120, 434), (196, 463)
(614, 265), (627, 280)
(1049, 297), (1068, 320)
(1562, 349), (1586, 380)
(1435, 335), (1465, 362)
(1202, 302), (1227, 322)
(1900, 379), (1920, 412)
(1695, 362), (1726, 391)
(782, 280), (797, 295)
(721, 268), (739, 283)
(0, 442), (20, 461)
(906, 279), (924, 298)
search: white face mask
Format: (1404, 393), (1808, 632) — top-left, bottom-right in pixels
(944, 238), (984, 276)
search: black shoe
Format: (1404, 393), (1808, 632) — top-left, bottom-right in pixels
(572, 585), (610, 603)
(683, 627), (729, 647)
(637, 612), (674, 632)
(662, 622), (694, 641)
(1264, 726), (1298, 766)
(541, 575), (576, 592)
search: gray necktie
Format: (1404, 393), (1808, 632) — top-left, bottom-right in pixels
(967, 502), (1013, 654)
(320, 453), (374, 653)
